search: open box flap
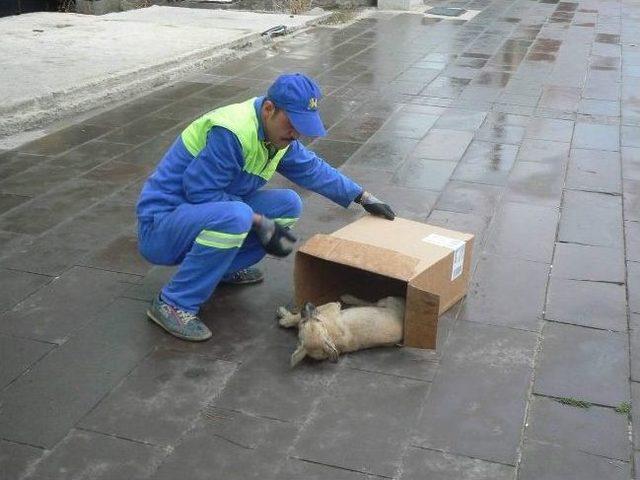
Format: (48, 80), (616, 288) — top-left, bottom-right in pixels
(298, 234), (420, 282)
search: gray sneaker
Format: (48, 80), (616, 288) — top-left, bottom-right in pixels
(220, 267), (264, 285)
(147, 296), (212, 342)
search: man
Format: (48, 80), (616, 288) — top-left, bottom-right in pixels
(136, 73), (395, 342)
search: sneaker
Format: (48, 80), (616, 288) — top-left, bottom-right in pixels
(220, 267), (264, 285)
(147, 296), (212, 342)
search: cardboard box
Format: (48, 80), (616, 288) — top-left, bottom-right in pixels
(294, 216), (474, 349)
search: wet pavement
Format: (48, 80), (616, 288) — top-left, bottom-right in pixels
(1, 0), (639, 478)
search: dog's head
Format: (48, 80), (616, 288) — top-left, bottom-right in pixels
(290, 302), (339, 367)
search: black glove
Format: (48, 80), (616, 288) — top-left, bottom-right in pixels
(254, 216), (297, 257)
(356, 191), (396, 220)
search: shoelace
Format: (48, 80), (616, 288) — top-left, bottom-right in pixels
(162, 303), (196, 325)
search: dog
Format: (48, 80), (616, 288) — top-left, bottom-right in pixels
(277, 295), (405, 367)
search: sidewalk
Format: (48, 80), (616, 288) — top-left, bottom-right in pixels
(1, 0), (640, 479)
(0, 5), (329, 140)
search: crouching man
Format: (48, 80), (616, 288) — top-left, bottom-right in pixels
(136, 73), (395, 341)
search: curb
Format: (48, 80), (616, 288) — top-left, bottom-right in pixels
(0, 10), (334, 139)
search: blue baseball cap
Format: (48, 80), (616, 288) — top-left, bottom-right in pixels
(267, 73), (327, 137)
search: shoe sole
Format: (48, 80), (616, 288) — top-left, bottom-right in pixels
(220, 277), (264, 285)
(146, 309), (212, 342)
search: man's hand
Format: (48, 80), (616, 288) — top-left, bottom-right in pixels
(356, 191), (396, 220)
(253, 215), (297, 257)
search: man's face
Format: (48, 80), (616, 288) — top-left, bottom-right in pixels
(262, 101), (301, 150)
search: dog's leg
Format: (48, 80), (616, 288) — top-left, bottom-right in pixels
(277, 307), (302, 328)
(339, 294), (374, 307)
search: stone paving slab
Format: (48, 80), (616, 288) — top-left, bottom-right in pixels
(533, 322), (629, 407)
(525, 395), (630, 460)
(518, 440), (629, 480)
(412, 321), (537, 465)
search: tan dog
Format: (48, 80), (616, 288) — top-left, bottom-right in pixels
(278, 295), (405, 367)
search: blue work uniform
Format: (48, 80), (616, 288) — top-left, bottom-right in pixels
(136, 96), (363, 313)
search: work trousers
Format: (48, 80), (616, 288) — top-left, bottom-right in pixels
(138, 189), (302, 312)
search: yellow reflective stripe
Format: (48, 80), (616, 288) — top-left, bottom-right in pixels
(274, 217), (298, 228)
(194, 230), (247, 249)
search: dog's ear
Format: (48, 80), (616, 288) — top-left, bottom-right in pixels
(290, 345), (307, 367)
(301, 302), (317, 322)
(320, 329), (339, 363)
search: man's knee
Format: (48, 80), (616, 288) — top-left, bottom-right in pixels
(281, 189), (303, 217)
(204, 201), (254, 234)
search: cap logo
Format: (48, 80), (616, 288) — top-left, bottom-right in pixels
(308, 97), (318, 110)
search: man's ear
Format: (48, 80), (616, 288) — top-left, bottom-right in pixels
(263, 99), (276, 116)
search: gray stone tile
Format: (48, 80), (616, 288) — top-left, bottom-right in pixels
(558, 189), (624, 248)
(17, 124), (111, 156)
(452, 141), (519, 186)
(0, 198), (137, 276)
(475, 124), (526, 145)
(413, 321), (537, 465)
(622, 125), (640, 147)
(278, 458), (372, 480)
(399, 448), (515, 480)
(426, 209), (491, 251)
(342, 345), (439, 382)
(0, 193), (29, 214)
(0, 439), (44, 480)
(0, 334), (53, 389)
(0, 268), (51, 314)
(433, 109), (488, 131)
(79, 234), (152, 276)
(0, 163), (80, 196)
(572, 122), (620, 151)
(347, 135), (418, 172)
(293, 368), (429, 478)
(627, 221), (640, 262)
(27, 429), (166, 480)
(377, 111), (439, 140)
(566, 148), (621, 193)
(79, 349), (236, 446)
(503, 161), (565, 207)
(0, 266), (137, 344)
(81, 160), (152, 186)
(0, 152), (47, 180)
(151, 407), (296, 480)
(629, 315), (640, 382)
(485, 202), (558, 263)
(518, 440), (629, 480)
(629, 261), (640, 314)
(526, 395), (629, 460)
(459, 254), (548, 331)
(545, 278), (627, 330)
(552, 242), (625, 283)
(411, 129), (474, 161)
(578, 99), (620, 116)
(392, 159), (457, 191)
(101, 116), (179, 145)
(46, 139), (133, 172)
(622, 147), (640, 181)
(436, 181), (504, 216)
(84, 96), (168, 126)
(516, 139), (570, 165)
(0, 179), (117, 236)
(625, 179), (640, 222)
(309, 139), (363, 168)
(213, 343), (340, 422)
(0, 298), (163, 448)
(533, 322), (629, 406)
(525, 117), (574, 142)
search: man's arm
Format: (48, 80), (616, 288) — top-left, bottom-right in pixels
(276, 141), (362, 208)
(277, 141), (395, 220)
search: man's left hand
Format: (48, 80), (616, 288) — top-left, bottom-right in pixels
(356, 191), (396, 220)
